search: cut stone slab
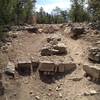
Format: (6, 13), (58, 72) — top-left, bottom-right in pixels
(5, 62), (15, 78)
(16, 58), (32, 76)
(39, 61), (56, 72)
(58, 62), (76, 73)
(83, 64), (100, 81)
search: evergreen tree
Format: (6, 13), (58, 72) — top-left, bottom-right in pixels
(88, 0), (100, 22)
(69, 0), (89, 22)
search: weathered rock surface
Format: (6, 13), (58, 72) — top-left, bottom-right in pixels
(88, 47), (100, 63)
(5, 62), (15, 78)
(83, 64), (100, 81)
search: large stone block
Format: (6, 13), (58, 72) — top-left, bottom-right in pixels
(16, 58), (32, 75)
(83, 64), (100, 81)
(39, 61), (56, 72)
(56, 62), (76, 73)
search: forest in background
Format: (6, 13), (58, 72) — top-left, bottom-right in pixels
(0, 0), (100, 41)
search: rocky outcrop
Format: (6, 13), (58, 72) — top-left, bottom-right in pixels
(88, 47), (100, 63)
(83, 64), (100, 81)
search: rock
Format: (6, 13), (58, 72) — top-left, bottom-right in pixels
(70, 26), (85, 39)
(69, 77), (82, 81)
(27, 27), (38, 33)
(57, 62), (76, 73)
(0, 81), (4, 96)
(83, 64), (100, 81)
(16, 58), (32, 76)
(83, 90), (98, 96)
(59, 93), (63, 98)
(47, 35), (61, 44)
(41, 45), (53, 56)
(35, 95), (40, 100)
(38, 29), (43, 33)
(53, 43), (67, 55)
(39, 61), (56, 74)
(5, 62), (15, 78)
(56, 87), (62, 91)
(88, 47), (100, 63)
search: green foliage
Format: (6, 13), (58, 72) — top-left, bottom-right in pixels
(36, 7), (67, 24)
(88, 0), (100, 21)
(0, 0), (36, 41)
(69, 0), (89, 22)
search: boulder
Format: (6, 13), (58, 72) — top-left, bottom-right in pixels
(83, 64), (100, 81)
(70, 27), (85, 39)
(16, 58), (32, 75)
(53, 43), (67, 55)
(47, 35), (61, 43)
(5, 62), (15, 78)
(27, 27), (38, 33)
(41, 45), (53, 56)
(88, 47), (100, 63)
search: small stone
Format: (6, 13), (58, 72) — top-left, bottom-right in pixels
(48, 88), (52, 91)
(59, 93), (63, 98)
(56, 87), (62, 91)
(35, 95), (40, 100)
(89, 90), (97, 95)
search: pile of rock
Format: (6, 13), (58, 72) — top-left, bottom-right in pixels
(70, 26), (85, 39)
(41, 35), (67, 56)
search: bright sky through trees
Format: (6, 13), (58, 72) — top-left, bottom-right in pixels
(36, 0), (71, 13)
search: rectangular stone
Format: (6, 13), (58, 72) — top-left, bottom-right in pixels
(39, 61), (56, 72)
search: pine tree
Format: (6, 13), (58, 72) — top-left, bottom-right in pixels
(69, 0), (89, 22)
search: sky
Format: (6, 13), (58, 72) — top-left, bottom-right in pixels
(36, 0), (72, 13)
